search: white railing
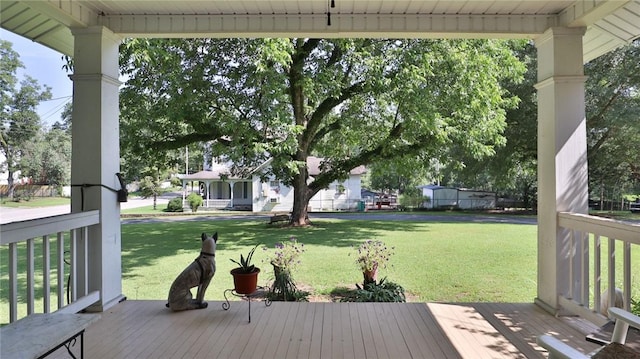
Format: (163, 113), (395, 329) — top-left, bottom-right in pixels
(0, 211), (100, 323)
(558, 212), (640, 326)
(183, 199), (232, 209)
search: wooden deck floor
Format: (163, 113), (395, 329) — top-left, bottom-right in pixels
(48, 300), (601, 359)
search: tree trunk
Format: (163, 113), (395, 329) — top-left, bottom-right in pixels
(7, 169), (15, 199)
(290, 170), (311, 226)
(153, 193), (157, 210)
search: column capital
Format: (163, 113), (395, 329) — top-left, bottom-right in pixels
(70, 26), (122, 42)
(535, 26), (586, 47)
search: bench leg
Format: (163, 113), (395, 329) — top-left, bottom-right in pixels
(38, 330), (85, 359)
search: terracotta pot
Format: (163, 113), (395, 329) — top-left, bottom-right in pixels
(230, 267), (260, 295)
(363, 266), (378, 284)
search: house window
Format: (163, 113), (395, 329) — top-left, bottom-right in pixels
(270, 180), (280, 188)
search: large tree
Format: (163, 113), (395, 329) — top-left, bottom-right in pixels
(439, 41), (538, 208)
(20, 126), (71, 187)
(120, 38), (524, 225)
(585, 39), (640, 205)
(0, 40), (52, 198)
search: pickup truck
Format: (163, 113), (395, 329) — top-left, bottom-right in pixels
(631, 202), (640, 213)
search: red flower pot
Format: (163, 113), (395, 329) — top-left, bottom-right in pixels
(230, 267), (260, 294)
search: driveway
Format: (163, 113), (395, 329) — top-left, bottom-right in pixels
(0, 197), (168, 224)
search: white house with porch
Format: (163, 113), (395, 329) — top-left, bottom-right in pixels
(1, 1), (640, 356)
(179, 157), (366, 212)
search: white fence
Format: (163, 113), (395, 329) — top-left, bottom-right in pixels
(0, 211), (100, 323)
(557, 212), (640, 326)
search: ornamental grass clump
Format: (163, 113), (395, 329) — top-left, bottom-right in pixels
(263, 237), (308, 301)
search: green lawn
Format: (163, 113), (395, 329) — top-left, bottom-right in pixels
(119, 219), (539, 303)
(0, 196), (69, 208)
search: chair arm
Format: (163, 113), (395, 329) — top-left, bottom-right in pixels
(537, 335), (589, 359)
(608, 307), (640, 344)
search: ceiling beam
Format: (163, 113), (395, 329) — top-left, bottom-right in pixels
(100, 13), (557, 39)
(559, 0), (630, 27)
(21, 1), (99, 28)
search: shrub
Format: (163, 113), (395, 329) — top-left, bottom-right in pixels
(350, 277), (406, 303)
(169, 176), (182, 187)
(186, 192), (203, 212)
(166, 197), (183, 212)
(632, 297), (640, 316)
(400, 187), (429, 209)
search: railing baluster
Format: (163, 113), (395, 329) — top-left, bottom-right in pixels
(623, 241), (631, 311)
(568, 229), (575, 299)
(43, 235), (51, 313)
(607, 237), (616, 314)
(70, 228), (78, 302)
(27, 238), (35, 315)
(9, 242), (18, 323)
(57, 232), (65, 309)
(580, 231), (589, 306)
(594, 234), (601, 314)
(81, 226), (89, 297)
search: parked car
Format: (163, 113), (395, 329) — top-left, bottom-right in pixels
(630, 202), (640, 213)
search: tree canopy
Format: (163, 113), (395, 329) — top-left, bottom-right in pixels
(120, 38), (525, 224)
(1, 39), (52, 197)
(585, 39), (640, 204)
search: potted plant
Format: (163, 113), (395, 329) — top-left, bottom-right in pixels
(230, 244), (261, 294)
(353, 240), (395, 285)
(263, 236), (307, 301)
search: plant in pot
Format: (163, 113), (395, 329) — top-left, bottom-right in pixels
(263, 236), (308, 301)
(353, 240), (395, 285)
(230, 244), (261, 295)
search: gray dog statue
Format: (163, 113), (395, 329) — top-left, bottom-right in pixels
(166, 232), (217, 311)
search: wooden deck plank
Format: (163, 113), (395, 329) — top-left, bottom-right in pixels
(319, 302), (333, 359)
(46, 300), (608, 359)
(412, 303), (462, 358)
(356, 301), (379, 359)
(339, 303), (356, 359)
(348, 302), (367, 359)
(224, 300), (274, 359)
(366, 303), (391, 358)
(376, 304), (411, 358)
(428, 302), (521, 359)
(273, 302), (303, 359)
(390, 304), (430, 359)
(329, 300), (344, 359)
(248, 301), (290, 359)
(296, 300), (319, 359)
(175, 303), (238, 358)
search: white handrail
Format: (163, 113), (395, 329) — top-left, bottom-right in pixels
(0, 211), (100, 323)
(558, 212), (640, 325)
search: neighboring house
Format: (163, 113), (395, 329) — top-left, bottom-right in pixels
(179, 157), (366, 213)
(418, 184), (496, 210)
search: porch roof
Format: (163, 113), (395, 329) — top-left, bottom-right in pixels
(1, 1), (640, 63)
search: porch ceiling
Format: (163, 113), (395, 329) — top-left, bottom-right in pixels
(1, 1), (639, 62)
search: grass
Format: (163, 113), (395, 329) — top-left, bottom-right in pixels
(119, 218), (539, 303)
(0, 196), (69, 208)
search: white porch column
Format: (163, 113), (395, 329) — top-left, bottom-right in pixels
(228, 181), (236, 207)
(534, 27), (589, 313)
(70, 26), (124, 311)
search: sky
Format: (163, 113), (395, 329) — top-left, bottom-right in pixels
(1, 29), (73, 126)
